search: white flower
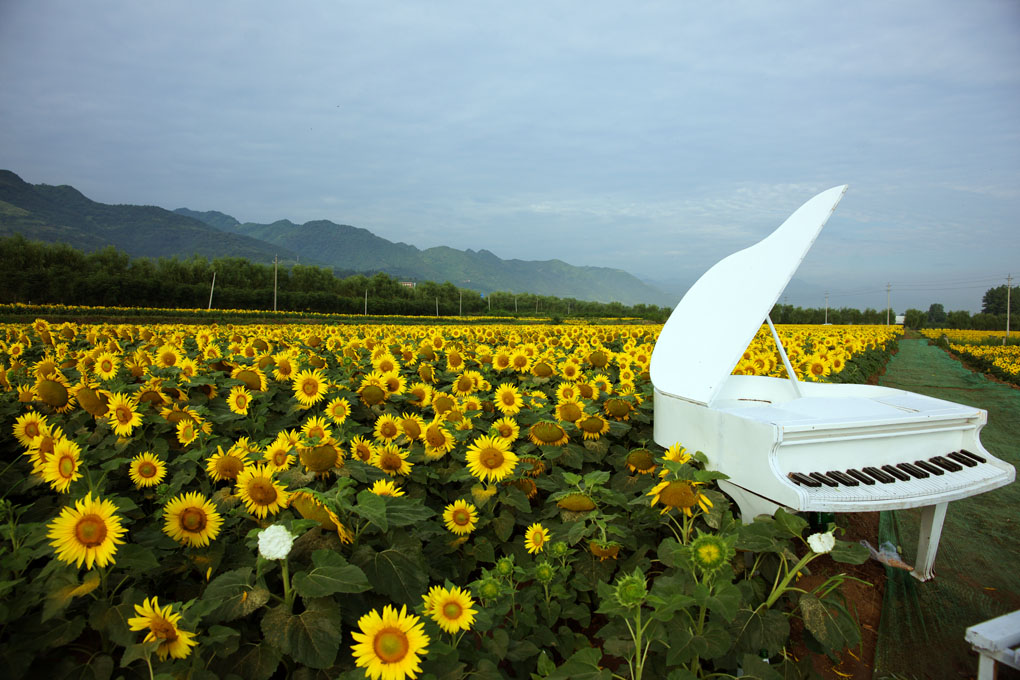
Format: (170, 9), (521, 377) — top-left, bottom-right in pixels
(807, 531), (836, 554)
(258, 524), (294, 560)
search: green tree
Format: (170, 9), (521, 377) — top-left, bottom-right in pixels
(903, 309), (925, 330)
(927, 303), (947, 326)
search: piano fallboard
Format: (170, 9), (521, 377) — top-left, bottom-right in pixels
(653, 377), (1016, 514)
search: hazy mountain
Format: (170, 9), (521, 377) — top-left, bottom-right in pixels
(177, 212), (673, 305)
(0, 169), (671, 305)
(0, 170), (299, 263)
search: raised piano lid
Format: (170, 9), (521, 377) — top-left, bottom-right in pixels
(650, 185), (848, 407)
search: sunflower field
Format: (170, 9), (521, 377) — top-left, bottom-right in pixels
(0, 317), (899, 679)
(920, 328), (1020, 385)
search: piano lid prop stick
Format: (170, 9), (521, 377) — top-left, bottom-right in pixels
(766, 315), (803, 398)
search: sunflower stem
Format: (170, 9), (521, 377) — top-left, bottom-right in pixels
(764, 552), (816, 609)
(281, 559), (294, 609)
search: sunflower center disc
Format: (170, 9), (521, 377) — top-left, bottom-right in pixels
(452, 509), (471, 526)
(402, 422), (420, 439)
(150, 619), (179, 641)
(248, 480), (278, 505)
(75, 515), (108, 547)
(302, 381), (318, 396)
(659, 482), (697, 508)
(374, 628), (409, 663)
(442, 601), (462, 619)
(381, 423), (397, 438)
(426, 427), (446, 448)
(180, 507), (207, 532)
(58, 456), (76, 477)
(379, 452), (401, 471)
(479, 448), (504, 469)
(560, 403), (582, 421)
(116, 406), (133, 424)
(217, 457), (244, 478)
(303, 445), (338, 472)
(139, 462), (157, 478)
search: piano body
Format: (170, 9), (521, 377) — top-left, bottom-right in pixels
(650, 185), (1015, 581)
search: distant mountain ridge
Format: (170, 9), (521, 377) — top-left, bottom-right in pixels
(177, 209), (672, 305)
(0, 170), (670, 305)
(0, 170), (299, 263)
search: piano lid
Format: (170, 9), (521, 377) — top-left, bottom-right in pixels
(650, 185), (848, 407)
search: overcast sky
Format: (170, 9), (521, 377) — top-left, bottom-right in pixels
(1, 1), (1018, 312)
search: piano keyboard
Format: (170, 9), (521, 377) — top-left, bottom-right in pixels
(786, 450), (1003, 502)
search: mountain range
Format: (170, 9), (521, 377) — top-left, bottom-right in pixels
(0, 170), (671, 305)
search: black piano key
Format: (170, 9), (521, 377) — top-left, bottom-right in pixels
(931, 456), (963, 473)
(947, 451), (978, 468)
(808, 472), (840, 488)
(959, 449), (987, 464)
(846, 468), (876, 485)
(789, 472), (821, 487)
(826, 470), (859, 487)
(862, 466), (897, 484)
(897, 462), (929, 479)
(881, 464), (911, 482)
(914, 460), (945, 476)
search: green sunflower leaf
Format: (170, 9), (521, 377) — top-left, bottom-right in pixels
(261, 599), (342, 670)
(292, 550), (371, 598)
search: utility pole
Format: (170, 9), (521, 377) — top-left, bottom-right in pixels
(364, 289), (367, 315)
(886, 283), (891, 325)
(824, 291), (829, 324)
(273, 255), (278, 312)
(207, 271), (216, 310)
(459, 291), (462, 317)
(514, 296), (518, 313)
(1007, 274), (1013, 341)
(435, 297), (439, 317)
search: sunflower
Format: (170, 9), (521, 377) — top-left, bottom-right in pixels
(129, 451), (167, 488)
(34, 372), (75, 413)
(369, 479), (405, 497)
(263, 439), (295, 471)
(422, 421), (455, 460)
(465, 435), (518, 483)
(324, 397), (351, 425)
(589, 538), (622, 562)
(42, 438), (83, 493)
(47, 493), (126, 569)
(154, 344), (182, 368)
(292, 368), (328, 407)
(23, 423), (61, 474)
(127, 597), (198, 661)
(603, 397), (635, 421)
(271, 351), (297, 381)
(576, 414), (610, 441)
(289, 491), (354, 543)
(351, 605), (430, 680)
(231, 365), (267, 392)
(299, 438), (345, 476)
(398, 412), (426, 442)
(554, 399), (585, 423)
(163, 491), (222, 547)
(206, 446), (251, 482)
(527, 421), (569, 447)
(350, 435), (376, 463)
(93, 352), (120, 381)
(235, 464), (289, 518)
(227, 385), (252, 415)
(490, 417), (520, 443)
(662, 442), (692, 465)
(625, 448), (656, 475)
(373, 413), (402, 443)
(492, 383), (523, 416)
(13, 411), (48, 447)
(358, 371), (389, 406)
(443, 499), (478, 535)
(301, 415), (333, 442)
(372, 443), (413, 477)
(175, 418), (199, 447)
(647, 480), (713, 517)
(423, 585), (477, 634)
(524, 522), (550, 554)
(406, 382), (433, 408)
(106, 393), (142, 437)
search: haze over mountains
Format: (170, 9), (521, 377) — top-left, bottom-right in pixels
(0, 170), (672, 306)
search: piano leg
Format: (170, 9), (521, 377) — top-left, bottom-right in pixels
(719, 480), (784, 524)
(911, 502), (948, 582)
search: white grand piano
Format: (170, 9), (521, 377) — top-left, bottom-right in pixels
(650, 185), (1015, 581)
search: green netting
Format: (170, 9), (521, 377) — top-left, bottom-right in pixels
(874, 338), (1020, 679)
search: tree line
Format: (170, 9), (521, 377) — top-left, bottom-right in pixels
(0, 235), (671, 321)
